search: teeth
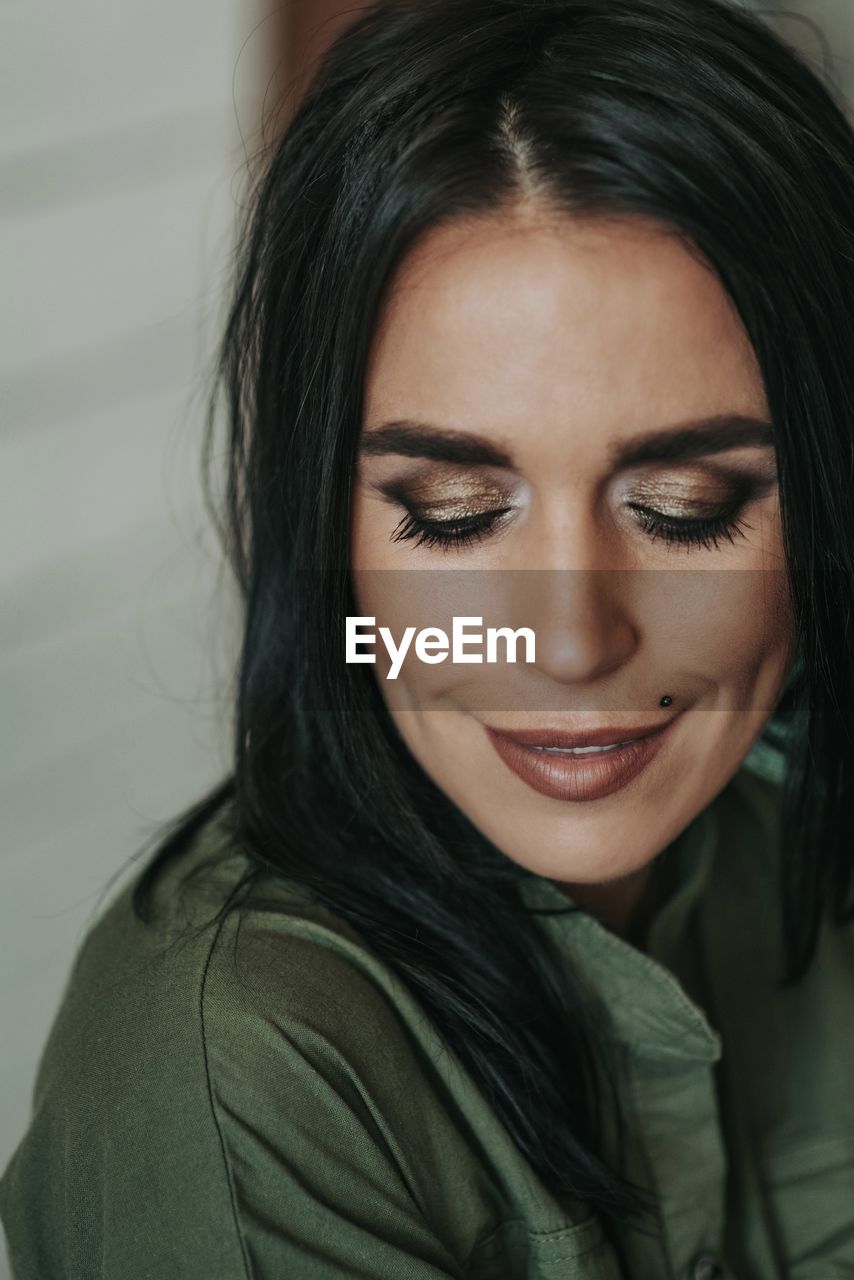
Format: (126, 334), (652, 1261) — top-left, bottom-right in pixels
(539, 742), (632, 755)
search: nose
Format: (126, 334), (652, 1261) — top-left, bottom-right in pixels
(524, 568), (639, 690)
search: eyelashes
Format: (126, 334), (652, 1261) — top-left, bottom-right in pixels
(392, 507), (513, 551)
(391, 502), (753, 553)
(627, 503), (752, 552)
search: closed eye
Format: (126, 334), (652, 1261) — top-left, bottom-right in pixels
(628, 503), (752, 552)
(391, 508), (513, 551)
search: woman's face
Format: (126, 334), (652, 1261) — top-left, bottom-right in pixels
(351, 208), (795, 890)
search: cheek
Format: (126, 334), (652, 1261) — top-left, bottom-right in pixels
(646, 563), (794, 695)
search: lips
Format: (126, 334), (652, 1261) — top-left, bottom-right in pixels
(485, 716), (679, 802)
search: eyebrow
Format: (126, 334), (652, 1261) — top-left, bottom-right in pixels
(359, 415), (774, 470)
(360, 421), (512, 466)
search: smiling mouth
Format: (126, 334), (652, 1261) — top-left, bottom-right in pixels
(484, 717), (680, 802)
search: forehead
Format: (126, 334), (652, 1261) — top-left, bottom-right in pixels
(363, 210), (766, 458)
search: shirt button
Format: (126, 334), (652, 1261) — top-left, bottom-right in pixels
(690, 1253), (724, 1280)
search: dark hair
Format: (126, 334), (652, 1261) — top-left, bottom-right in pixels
(127, 0), (854, 1235)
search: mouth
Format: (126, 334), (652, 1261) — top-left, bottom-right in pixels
(484, 716), (681, 803)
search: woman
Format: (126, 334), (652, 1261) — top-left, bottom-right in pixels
(2, 0), (853, 1275)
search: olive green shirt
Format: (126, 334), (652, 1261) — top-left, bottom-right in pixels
(2, 752), (854, 1279)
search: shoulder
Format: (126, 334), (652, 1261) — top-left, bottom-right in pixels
(0, 816), (490, 1277)
(197, 856), (526, 1267)
(0, 818), (259, 1273)
(199, 861), (450, 1172)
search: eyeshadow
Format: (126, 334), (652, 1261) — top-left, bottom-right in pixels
(626, 467), (767, 518)
(377, 467), (516, 521)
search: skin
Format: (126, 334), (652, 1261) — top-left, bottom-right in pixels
(351, 204), (796, 946)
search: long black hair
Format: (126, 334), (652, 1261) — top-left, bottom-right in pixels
(128, 0), (854, 1233)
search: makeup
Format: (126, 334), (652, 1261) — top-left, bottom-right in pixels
(485, 715), (681, 802)
(381, 468), (513, 516)
(368, 465), (519, 550)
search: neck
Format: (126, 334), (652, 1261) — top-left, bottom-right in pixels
(557, 852), (673, 949)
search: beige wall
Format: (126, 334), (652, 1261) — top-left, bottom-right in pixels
(0, 5), (255, 1275)
(765, 0), (854, 106)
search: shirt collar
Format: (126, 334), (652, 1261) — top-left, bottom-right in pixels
(517, 789), (724, 1064)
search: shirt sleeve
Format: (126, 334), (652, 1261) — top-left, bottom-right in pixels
(198, 906), (467, 1280)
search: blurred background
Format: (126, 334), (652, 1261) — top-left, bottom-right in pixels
(0, 2), (852, 1275)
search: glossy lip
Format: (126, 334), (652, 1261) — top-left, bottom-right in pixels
(484, 714), (682, 803)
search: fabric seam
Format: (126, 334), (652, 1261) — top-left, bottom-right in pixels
(198, 908), (254, 1280)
